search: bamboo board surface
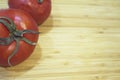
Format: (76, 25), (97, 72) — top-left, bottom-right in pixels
(0, 0), (120, 80)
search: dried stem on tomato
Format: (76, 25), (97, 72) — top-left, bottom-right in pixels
(0, 16), (39, 66)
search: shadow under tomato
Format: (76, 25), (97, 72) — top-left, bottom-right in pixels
(0, 67), (13, 80)
(38, 15), (54, 34)
(1, 44), (42, 77)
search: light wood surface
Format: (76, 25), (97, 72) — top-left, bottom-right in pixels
(0, 0), (120, 80)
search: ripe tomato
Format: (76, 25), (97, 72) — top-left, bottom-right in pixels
(8, 0), (51, 25)
(0, 9), (39, 67)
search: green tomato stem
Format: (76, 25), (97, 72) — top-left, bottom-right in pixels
(8, 38), (20, 66)
(0, 16), (39, 67)
(38, 0), (43, 4)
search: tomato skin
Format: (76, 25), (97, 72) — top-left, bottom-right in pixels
(0, 9), (39, 67)
(8, 0), (51, 25)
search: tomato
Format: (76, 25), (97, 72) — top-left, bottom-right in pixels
(8, 0), (51, 25)
(0, 9), (39, 67)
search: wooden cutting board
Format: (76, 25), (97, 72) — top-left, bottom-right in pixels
(0, 0), (120, 80)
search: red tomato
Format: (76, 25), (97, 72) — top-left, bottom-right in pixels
(0, 9), (39, 67)
(8, 0), (51, 25)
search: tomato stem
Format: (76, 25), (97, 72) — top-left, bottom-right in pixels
(38, 0), (43, 4)
(8, 38), (20, 66)
(0, 17), (16, 33)
(0, 16), (39, 67)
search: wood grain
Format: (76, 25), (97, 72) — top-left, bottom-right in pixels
(0, 0), (120, 80)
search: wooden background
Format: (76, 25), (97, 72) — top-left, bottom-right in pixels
(0, 0), (120, 80)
